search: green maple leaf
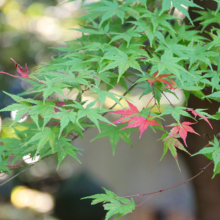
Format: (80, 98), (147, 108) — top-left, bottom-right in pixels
(160, 133), (191, 170)
(90, 87), (124, 108)
(174, 22), (206, 42)
(129, 20), (155, 47)
(101, 49), (143, 82)
(30, 77), (65, 102)
(77, 101), (113, 131)
(136, 82), (153, 99)
(156, 35), (193, 58)
(192, 136), (220, 178)
(109, 27), (141, 47)
(89, 0), (127, 27)
(29, 101), (56, 130)
(161, 106), (193, 123)
(161, 0), (202, 23)
(83, 188), (135, 220)
(53, 110), (77, 138)
(141, 8), (176, 33)
(150, 50), (189, 82)
(22, 127), (53, 155)
(213, 0), (220, 13)
(207, 28), (220, 49)
(188, 44), (218, 69)
(55, 136), (82, 168)
(0, 158), (11, 173)
(91, 124), (132, 155)
(194, 9), (220, 31)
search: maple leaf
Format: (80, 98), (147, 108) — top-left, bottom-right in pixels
(160, 133), (191, 170)
(109, 100), (139, 124)
(0, 58), (29, 78)
(186, 108), (213, 129)
(147, 70), (177, 89)
(164, 121), (200, 146)
(54, 102), (66, 113)
(121, 116), (162, 138)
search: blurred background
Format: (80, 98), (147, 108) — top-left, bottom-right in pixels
(0, 0), (219, 220)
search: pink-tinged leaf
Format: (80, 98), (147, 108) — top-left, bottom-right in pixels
(147, 70), (177, 89)
(110, 100), (139, 124)
(126, 100), (139, 113)
(10, 58), (29, 78)
(54, 102), (66, 113)
(93, 76), (98, 81)
(164, 125), (179, 141)
(153, 70), (159, 77)
(186, 109), (213, 129)
(162, 134), (191, 170)
(164, 121), (200, 146)
(121, 116), (162, 138)
(0, 58), (29, 78)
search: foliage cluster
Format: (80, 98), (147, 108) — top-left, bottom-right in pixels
(1, 0), (220, 219)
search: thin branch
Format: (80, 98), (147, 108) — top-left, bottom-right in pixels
(0, 155), (51, 187)
(120, 160), (214, 202)
(0, 164), (35, 187)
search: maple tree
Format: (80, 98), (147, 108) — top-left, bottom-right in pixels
(0, 0), (220, 219)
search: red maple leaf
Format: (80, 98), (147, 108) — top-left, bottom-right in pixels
(0, 58), (29, 78)
(147, 70), (177, 89)
(110, 100), (139, 124)
(186, 109), (213, 129)
(120, 116), (162, 138)
(164, 121), (200, 146)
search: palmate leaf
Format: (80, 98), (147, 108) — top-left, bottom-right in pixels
(0, 124), (48, 165)
(100, 49), (143, 82)
(174, 22), (206, 42)
(29, 77), (66, 102)
(129, 20), (155, 47)
(0, 158), (11, 174)
(110, 100), (139, 124)
(90, 87), (124, 108)
(207, 28), (220, 49)
(29, 101), (56, 130)
(21, 127), (53, 156)
(205, 91), (220, 102)
(160, 133), (191, 170)
(52, 110), (77, 138)
(186, 108), (215, 129)
(120, 115), (163, 138)
(213, 0), (220, 13)
(136, 81), (153, 99)
(187, 44), (218, 69)
(192, 136), (220, 178)
(83, 188), (135, 220)
(91, 124), (132, 155)
(194, 9), (220, 31)
(55, 136), (82, 169)
(161, 0), (201, 23)
(164, 121), (200, 146)
(141, 9), (176, 33)
(0, 102), (31, 127)
(149, 50), (189, 82)
(89, 0), (130, 27)
(109, 27), (141, 47)
(155, 35), (193, 58)
(161, 106), (193, 123)
(77, 101), (113, 131)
